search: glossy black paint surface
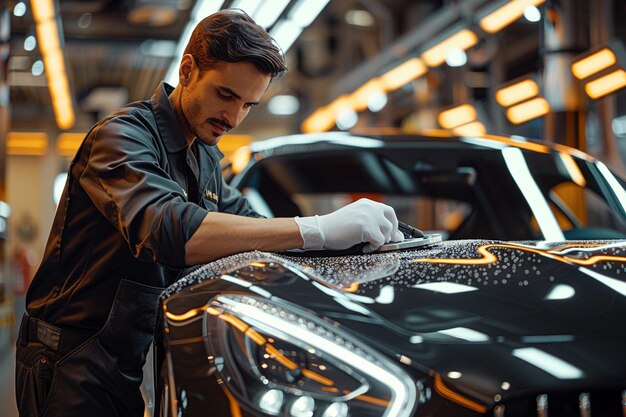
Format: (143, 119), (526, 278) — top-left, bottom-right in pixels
(162, 240), (626, 417)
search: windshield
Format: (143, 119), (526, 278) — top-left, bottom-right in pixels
(229, 142), (626, 241)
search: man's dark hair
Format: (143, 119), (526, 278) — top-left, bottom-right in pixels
(184, 10), (287, 78)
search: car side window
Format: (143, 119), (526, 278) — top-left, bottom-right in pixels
(529, 181), (626, 239)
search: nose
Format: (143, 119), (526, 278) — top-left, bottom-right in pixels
(221, 103), (248, 129)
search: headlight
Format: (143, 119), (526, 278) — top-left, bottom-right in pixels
(204, 294), (417, 417)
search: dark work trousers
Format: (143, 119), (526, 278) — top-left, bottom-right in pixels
(15, 279), (164, 417)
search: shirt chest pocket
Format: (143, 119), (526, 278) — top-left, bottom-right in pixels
(199, 181), (219, 211)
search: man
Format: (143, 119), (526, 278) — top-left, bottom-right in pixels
(15, 10), (403, 417)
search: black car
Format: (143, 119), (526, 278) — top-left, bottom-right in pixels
(160, 240), (626, 417)
(157, 132), (626, 417)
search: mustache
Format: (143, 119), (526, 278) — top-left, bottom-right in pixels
(208, 118), (233, 130)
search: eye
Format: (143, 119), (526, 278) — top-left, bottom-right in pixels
(244, 103), (258, 109)
(217, 89), (234, 100)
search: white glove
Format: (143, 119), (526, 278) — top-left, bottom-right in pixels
(294, 198), (404, 252)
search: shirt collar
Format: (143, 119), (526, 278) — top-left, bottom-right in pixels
(150, 82), (189, 154)
(150, 82), (225, 162)
(196, 140), (224, 162)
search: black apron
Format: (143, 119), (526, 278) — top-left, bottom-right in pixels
(15, 279), (163, 417)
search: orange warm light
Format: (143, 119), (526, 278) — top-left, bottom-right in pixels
(36, 19), (61, 52)
(301, 106), (338, 133)
(350, 78), (385, 111)
(413, 244), (499, 265)
(265, 344), (299, 370)
(410, 242), (626, 266)
(506, 97), (550, 124)
(584, 69), (626, 99)
(479, 0), (546, 34)
(452, 121), (486, 136)
(31, 0), (75, 130)
(56, 132), (86, 157)
(438, 104), (477, 129)
(164, 307), (205, 322)
(415, 128), (455, 138)
(327, 95), (353, 115)
(571, 48), (617, 80)
(434, 375), (488, 413)
(31, 0), (54, 20)
(7, 132), (49, 156)
(219, 134), (253, 153)
(301, 95), (356, 133)
(421, 29), (479, 67)
(244, 328), (266, 345)
(495, 79), (540, 107)
(230, 146), (252, 174)
(481, 134), (551, 153)
(221, 386), (243, 417)
(220, 313), (250, 334)
(380, 58), (428, 91)
(343, 391), (390, 407)
(301, 369), (334, 386)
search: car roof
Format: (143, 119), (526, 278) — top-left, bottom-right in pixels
(244, 130), (591, 161)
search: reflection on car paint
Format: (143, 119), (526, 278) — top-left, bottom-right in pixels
(409, 241), (626, 266)
(559, 152), (586, 186)
(597, 160), (626, 212)
(502, 147), (565, 240)
(164, 240), (626, 301)
(433, 374), (487, 412)
(483, 134), (552, 153)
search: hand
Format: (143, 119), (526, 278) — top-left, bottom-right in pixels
(294, 198), (404, 252)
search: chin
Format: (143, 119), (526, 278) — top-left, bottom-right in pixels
(197, 135), (220, 146)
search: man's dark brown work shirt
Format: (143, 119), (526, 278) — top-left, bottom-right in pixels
(25, 82), (260, 332)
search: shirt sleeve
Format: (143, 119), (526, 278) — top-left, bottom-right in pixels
(77, 114), (208, 267)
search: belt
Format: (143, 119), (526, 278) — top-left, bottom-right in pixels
(18, 313), (93, 355)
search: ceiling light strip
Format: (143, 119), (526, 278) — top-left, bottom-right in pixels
(252, 0), (290, 28)
(7, 131), (49, 156)
(30, 0), (75, 130)
(421, 29), (479, 67)
(584, 69), (626, 99)
(571, 48), (617, 80)
(438, 104), (477, 129)
(495, 79), (540, 107)
(479, 0), (546, 34)
(56, 132), (85, 157)
(506, 97), (550, 124)
(165, 0), (226, 86)
(288, 0), (331, 28)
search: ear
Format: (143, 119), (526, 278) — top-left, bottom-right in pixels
(179, 54), (196, 87)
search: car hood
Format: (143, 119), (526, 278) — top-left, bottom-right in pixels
(164, 239), (626, 406)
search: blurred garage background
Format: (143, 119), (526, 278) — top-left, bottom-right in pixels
(0, 0), (625, 415)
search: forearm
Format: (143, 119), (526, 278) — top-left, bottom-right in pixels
(184, 212), (304, 265)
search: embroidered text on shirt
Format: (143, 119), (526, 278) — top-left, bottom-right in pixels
(204, 189), (218, 203)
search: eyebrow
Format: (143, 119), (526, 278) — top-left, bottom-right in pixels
(219, 86), (260, 106)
